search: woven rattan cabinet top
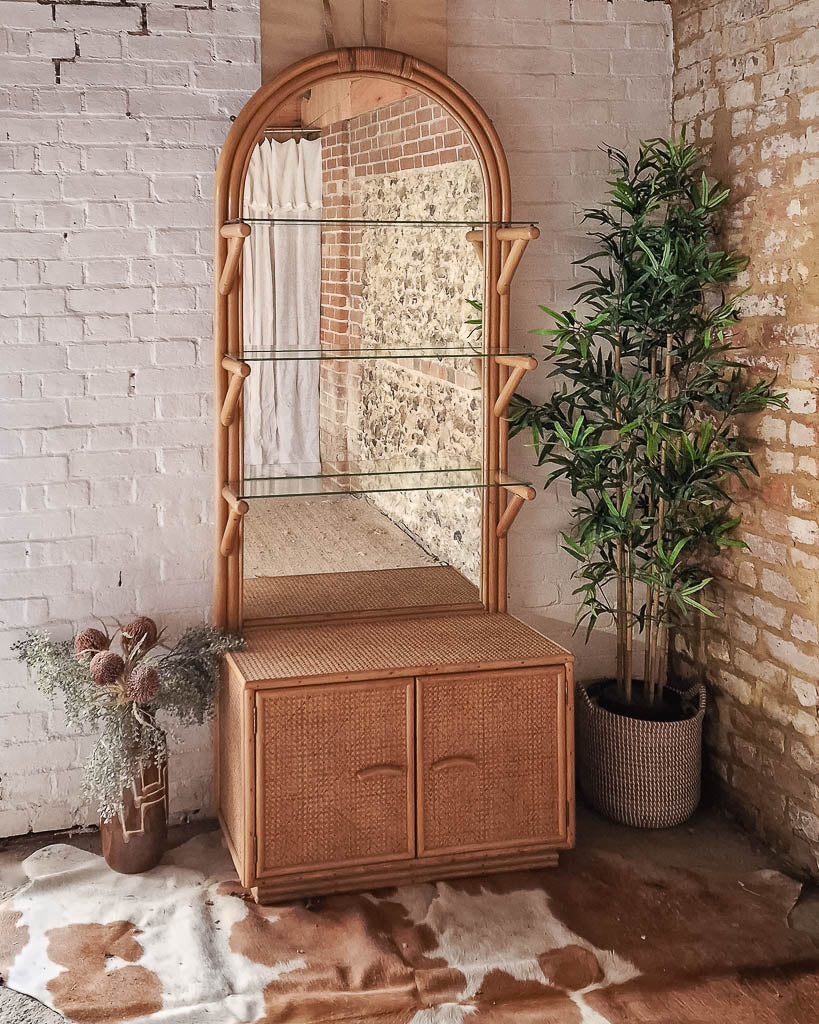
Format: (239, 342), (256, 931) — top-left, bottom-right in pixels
(229, 612), (570, 686)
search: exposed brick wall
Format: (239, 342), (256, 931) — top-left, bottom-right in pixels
(0, 0), (260, 835)
(319, 117), (360, 462)
(669, 0), (819, 876)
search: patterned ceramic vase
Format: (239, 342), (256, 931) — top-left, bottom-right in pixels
(576, 681), (706, 828)
(100, 757), (168, 873)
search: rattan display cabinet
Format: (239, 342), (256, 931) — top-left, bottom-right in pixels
(217, 614), (574, 901)
(212, 48), (577, 902)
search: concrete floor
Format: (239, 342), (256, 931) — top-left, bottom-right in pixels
(1, 805), (817, 1023)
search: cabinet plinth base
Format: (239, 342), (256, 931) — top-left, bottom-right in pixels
(252, 849), (560, 904)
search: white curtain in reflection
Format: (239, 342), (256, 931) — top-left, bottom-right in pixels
(242, 137), (322, 470)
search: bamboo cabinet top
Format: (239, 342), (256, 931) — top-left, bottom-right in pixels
(228, 612), (572, 687)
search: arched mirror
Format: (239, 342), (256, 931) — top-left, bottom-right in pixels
(240, 76), (486, 626)
(213, 49), (539, 631)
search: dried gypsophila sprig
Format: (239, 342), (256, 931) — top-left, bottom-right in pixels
(13, 620), (244, 818)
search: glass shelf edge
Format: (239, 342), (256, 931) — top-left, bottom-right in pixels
(239, 347), (534, 363)
(225, 217), (539, 228)
(231, 466), (533, 501)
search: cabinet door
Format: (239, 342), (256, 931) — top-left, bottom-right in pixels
(417, 667), (567, 855)
(255, 678), (414, 877)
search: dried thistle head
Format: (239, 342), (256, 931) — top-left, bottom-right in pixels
(121, 616), (158, 654)
(74, 628), (110, 661)
(126, 663), (160, 704)
(90, 650), (125, 687)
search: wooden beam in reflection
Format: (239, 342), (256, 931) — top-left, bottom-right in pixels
(465, 229), (484, 265)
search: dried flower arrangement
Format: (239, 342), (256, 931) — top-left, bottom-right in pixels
(14, 619), (244, 821)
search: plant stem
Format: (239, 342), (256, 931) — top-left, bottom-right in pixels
(614, 345), (625, 696)
(624, 462), (634, 704)
(655, 332), (674, 703)
(644, 347), (657, 702)
(625, 563), (633, 704)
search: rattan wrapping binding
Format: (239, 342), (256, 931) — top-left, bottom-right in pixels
(576, 681), (706, 829)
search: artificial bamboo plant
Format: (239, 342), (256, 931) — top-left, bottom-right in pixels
(510, 134), (784, 711)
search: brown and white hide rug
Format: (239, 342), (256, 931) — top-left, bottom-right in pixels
(1, 832), (817, 1024)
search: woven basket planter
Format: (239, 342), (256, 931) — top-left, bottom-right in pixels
(576, 681), (706, 828)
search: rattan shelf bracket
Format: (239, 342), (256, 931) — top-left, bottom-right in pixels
(496, 472), (536, 538)
(218, 222), (251, 296)
(465, 228), (484, 265)
(496, 225), (540, 295)
(493, 354), (537, 417)
(220, 355), (251, 427)
(220, 485), (249, 556)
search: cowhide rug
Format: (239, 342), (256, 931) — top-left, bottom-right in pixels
(1, 832), (817, 1024)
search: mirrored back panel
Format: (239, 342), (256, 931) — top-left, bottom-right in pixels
(240, 78), (492, 625)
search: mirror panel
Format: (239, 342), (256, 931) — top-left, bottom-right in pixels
(240, 78), (486, 624)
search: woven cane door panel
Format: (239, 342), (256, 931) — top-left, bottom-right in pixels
(417, 668), (566, 855)
(256, 679), (414, 876)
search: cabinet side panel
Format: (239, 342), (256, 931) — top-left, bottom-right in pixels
(418, 667), (565, 854)
(218, 663), (246, 874)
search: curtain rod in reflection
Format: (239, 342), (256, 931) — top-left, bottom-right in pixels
(262, 127), (322, 137)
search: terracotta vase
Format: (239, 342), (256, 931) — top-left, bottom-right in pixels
(100, 757), (168, 873)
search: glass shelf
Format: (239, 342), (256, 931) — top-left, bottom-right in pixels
(235, 458), (530, 499)
(227, 217), (538, 228)
(242, 345), (517, 362)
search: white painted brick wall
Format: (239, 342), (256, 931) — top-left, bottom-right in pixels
(0, 0), (671, 837)
(0, 0), (261, 837)
(449, 0), (672, 662)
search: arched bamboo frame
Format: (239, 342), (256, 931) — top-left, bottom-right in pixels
(213, 47), (521, 630)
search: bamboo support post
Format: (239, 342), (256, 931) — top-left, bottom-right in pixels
(465, 228), (484, 265)
(495, 472), (536, 538)
(496, 226), (539, 295)
(220, 355), (251, 427)
(492, 354), (537, 417)
(218, 222), (251, 296)
(220, 485), (249, 557)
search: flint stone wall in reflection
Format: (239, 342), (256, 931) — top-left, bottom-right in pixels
(318, 93), (484, 584)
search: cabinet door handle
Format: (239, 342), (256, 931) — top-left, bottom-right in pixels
(356, 763), (405, 780)
(431, 755), (477, 772)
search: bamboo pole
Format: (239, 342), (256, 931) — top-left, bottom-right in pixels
(654, 332), (674, 703)
(218, 222), (250, 296)
(219, 356), (251, 427)
(614, 347), (625, 695)
(493, 354), (537, 417)
(644, 348), (658, 702)
(624, 464), (634, 706)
